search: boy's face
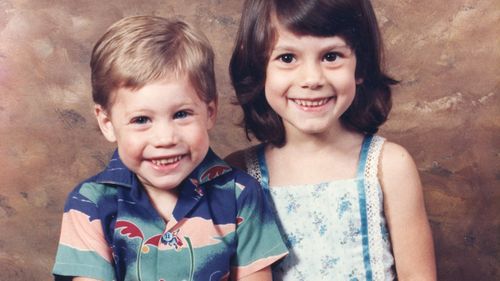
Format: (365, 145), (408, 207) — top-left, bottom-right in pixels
(95, 76), (216, 194)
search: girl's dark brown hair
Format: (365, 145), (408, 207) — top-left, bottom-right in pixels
(229, 0), (398, 147)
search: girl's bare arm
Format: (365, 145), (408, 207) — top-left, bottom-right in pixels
(380, 142), (437, 280)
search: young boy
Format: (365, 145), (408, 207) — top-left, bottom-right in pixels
(52, 16), (287, 281)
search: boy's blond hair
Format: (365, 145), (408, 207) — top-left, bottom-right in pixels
(91, 16), (216, 110)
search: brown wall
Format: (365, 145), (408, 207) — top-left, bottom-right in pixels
(0, 0), (498, 280)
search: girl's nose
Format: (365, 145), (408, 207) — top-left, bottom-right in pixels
(300, 61), (325, 90)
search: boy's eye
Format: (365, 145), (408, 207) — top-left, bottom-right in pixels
(173, 110), (189, 119)
(323, 52), (339, 62)
(278, 54), (295, 63)
(131, 116), (150, 124)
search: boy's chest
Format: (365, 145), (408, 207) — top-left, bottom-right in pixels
(108, 190), (238, 280)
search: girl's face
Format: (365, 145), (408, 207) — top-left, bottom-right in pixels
(265, 22), (358, 138)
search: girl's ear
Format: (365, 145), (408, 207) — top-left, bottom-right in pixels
(206, 101), (217, 130)
(356, 77), (364, 85)
(94, 104), (117, 143)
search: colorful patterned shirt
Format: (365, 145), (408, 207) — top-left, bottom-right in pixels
(53, 148), (288, 281)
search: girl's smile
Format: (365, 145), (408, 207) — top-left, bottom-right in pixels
(289, 96), (336, 112)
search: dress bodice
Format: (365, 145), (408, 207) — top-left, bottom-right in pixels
(244, 135), (396, 281)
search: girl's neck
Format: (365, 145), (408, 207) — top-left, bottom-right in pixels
(265, 128), (365, 186)
(280, 123), (358, 153)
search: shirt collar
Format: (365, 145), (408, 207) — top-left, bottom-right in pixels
(94, 148), (232, 191)
(94, 148), (233, 224)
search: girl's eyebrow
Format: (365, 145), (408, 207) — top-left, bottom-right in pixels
(271, 42), (352, 53)
(325, 44), (351, 51)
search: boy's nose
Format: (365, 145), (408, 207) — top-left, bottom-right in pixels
(152, 123), (178, 147)
(300, 61), (325, 90)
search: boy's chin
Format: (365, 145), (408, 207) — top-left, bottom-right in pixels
(138, 176), (185, 193)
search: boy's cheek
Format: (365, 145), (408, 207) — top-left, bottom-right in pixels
(187, 126), (211, 146)
(114, 134), (143, 153)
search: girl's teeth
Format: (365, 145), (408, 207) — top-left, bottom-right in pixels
(293, 98), (330, 107)
(152, 156), (182, 166)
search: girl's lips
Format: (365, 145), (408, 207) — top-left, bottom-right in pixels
(290, 97), (335, 109)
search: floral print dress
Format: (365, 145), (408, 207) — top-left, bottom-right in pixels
(244, 135), (396, 281)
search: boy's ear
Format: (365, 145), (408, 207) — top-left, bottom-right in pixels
(206, 101), (217, 130)
(94, 104), (117, 143)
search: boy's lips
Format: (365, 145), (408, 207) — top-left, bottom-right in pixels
(150, 155), (184, 166)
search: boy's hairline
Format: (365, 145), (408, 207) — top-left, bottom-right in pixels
(97, 69), (217, 113)
(91, 16), (217, 113)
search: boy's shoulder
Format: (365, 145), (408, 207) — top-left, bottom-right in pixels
(59, 175), (121, 224)
(198, 148), (262, 197)
(227, 164), (260, 188)
(205, 156), (259, 190)
(75, 176), (120, 200)
(224, 150), (247, 171)
(64, 174), (120, 210)
(67, 149), (136, 201)
(193, 148), (254, 185)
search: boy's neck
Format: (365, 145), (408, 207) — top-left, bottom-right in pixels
(142, 185), (179, 223)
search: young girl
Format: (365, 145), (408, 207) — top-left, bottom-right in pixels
(226, 0), (437, 280)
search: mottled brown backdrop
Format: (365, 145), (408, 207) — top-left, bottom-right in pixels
(0, 0), (498, 280)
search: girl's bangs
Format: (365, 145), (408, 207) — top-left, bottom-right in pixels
(274, 0), (358, 37)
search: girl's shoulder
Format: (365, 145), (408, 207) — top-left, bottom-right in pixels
(379, 140), (417, 176)
(224, 144), (262, 171)
(378, 139), (422, 195)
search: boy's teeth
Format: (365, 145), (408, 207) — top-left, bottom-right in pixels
(293, 98), (330, 107)
(152, 156), (182, 166)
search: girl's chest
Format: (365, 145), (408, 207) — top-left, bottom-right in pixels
(265, 150), (359, 186)
(268, 181), (376, 279)
(269, 180), (364, 235)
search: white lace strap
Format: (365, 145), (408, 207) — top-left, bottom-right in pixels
(364, 135), (388, 280)
(365, 135), (385, 182)
(243, 146), (265, 187)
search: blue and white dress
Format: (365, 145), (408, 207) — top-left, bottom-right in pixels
(243, 135), (396, 280)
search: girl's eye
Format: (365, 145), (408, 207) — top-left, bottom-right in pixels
(173, 110), (189, 119)
(131, 116), (150, 124)
(323, 52), (340, 62)
(278, 54), (295, 63)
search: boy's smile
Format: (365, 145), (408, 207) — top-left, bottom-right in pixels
(95, 76), (216, 194)
(151, 155), (183, 167)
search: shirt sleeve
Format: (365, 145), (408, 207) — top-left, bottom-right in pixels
(231, 174), (288, 279)
(52, 183), (116, 281)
